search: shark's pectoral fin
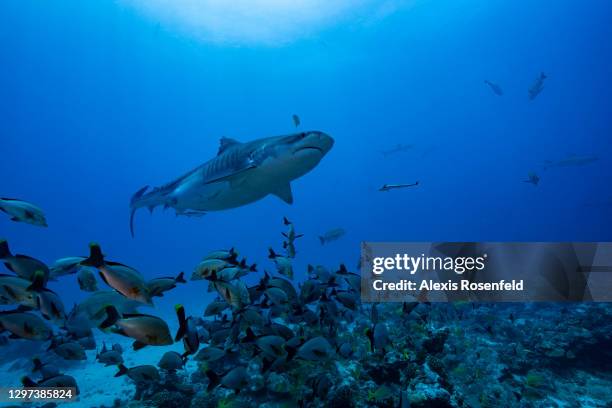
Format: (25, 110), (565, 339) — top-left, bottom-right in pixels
(272, 183), (294, 204)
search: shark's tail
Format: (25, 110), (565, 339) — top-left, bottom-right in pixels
(130, 185), (149, 238)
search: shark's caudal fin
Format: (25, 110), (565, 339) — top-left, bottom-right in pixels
(130, 186), (149, 238)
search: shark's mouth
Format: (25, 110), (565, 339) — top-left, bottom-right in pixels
(293, 146), (324, 154)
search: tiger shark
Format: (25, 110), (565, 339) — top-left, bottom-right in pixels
(129, 131), (334, 236)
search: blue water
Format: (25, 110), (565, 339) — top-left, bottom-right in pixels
(0, 1), (611, 403)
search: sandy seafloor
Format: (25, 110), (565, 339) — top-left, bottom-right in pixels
(0, 334), (178, 407)
(0, 307), (186, 408)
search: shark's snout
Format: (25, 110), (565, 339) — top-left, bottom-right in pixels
(293, 131), (334, 156)
(314, 131), (334, 155)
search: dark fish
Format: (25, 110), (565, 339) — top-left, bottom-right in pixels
(206, 366), (248, 392)
(204, 300), (229, 317)
(318, 228), (345, 245)
(300, 280), (323, 304)
(32, 358), (60, 380)
(215, 265), (254, 282)
(235, 307), (265, 327)
(378, 182), (419, 192)
(210, 328), (232, 345)
(380, 143), (413, 157)
(31, 280), (66, 323)
(195, 346), (225, 362)
(523, 172), (540, 186)
(74, 290), (144, 327)
(158, 351), (185, 371)
(115, 364), (160, 383)
(0, 198), (47, 227)
(49, 257), (86, 280)
(402, 302), (418, 316)
(543, 155), (598, 170)
(63, 308), (94, 339)
(203, 248), (239, 263)
(265, 287), (289, 306)
(283, 240), (296, 258)
(81, 243), (152, 305)
(292, 114), (301, 127)
(0, 240), (49, 284)
(366, 323), (389, 354)
(192, 259), (231, 281)
(528, 72), (547, 100)
(51, 341), (86, 361)
(255, 335), (288, 359)
(175, 304), (200, 358)
(484, 80), (503, 96)
(77, 268), (98, 292)
(268, 249), (293, 279)
(331, 289), (358, 310)
(147, 271), (186, 297)
(371, 303), (379, 324)
(0, 308), (52, 340)
(0, 274), (37, 307)
(97, 349), (123, 366)
(22, 374), (79, 394)
(338, 342), (353, 358)
(213, 280), (250, 310)
(77, 334), (96, 350)
(296, 336), (333, 361)
(282, 217), (303, 242)
(100, 306), (173, 350)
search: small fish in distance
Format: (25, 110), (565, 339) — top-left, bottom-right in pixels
(484, 80), (503, 96)
(523, 172), (540, 186)
(318, 228), (345, 245)
(543, 155), (598, 170)
(381, 143), (413, 157)
(528, 72), (547, 100)
(379, 181), (419, 191)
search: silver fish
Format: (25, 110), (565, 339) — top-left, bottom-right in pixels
(318, 228), (346, 245)
(0, 198), (47, 227)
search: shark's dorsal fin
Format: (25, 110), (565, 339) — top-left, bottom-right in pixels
(272, 183), (294, 204)
(218, 137), (241, 155)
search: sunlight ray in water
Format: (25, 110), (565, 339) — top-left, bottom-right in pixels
(122, 0), (416, 45)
